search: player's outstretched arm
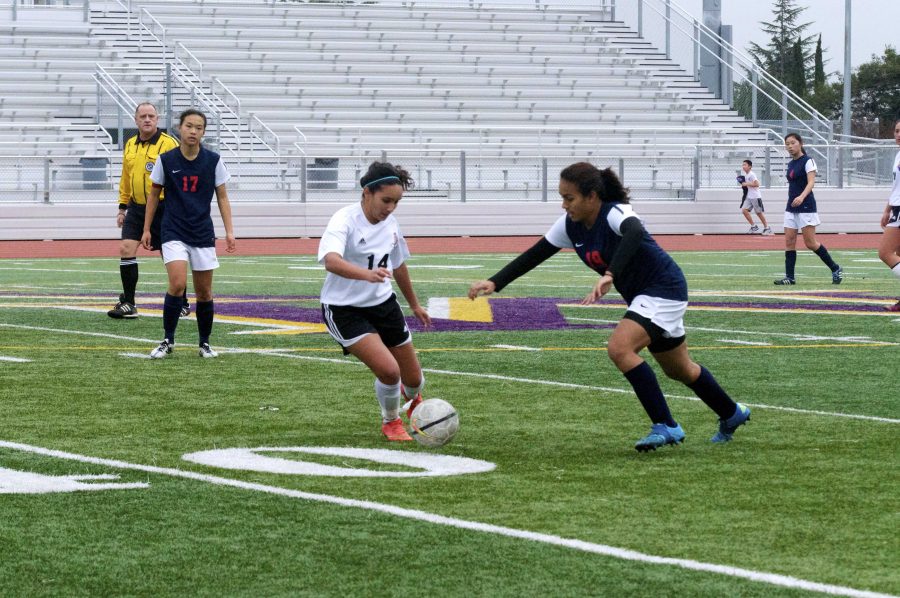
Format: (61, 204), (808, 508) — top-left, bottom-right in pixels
(468, 280), (496, 299)
(393, 263), (431, 328)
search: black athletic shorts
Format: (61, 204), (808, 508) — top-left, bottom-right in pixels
(121, 201), (162, 251)
(623, 311), (686, 353)
(321, 293), (411, 355)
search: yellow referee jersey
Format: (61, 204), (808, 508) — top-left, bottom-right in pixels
(118, 130), (179, 209)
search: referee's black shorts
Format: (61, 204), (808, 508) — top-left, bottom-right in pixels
(321, 294), (411, 355)
(121, 201), (162, 251)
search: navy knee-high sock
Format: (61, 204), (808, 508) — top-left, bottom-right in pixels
(196, 300), (214, 346)
(623, 361), (677, 427)
(162, 293), (182, 343)
(686, 366), (737, 419)
(814, 244), (839, 271)
(785, 250), (797, 280)
(120, 257), (138, 304)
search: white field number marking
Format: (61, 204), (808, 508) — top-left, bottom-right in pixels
(182, 447), (496, 478)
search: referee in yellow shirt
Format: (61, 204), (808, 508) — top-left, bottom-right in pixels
(108, 102), (183, 319)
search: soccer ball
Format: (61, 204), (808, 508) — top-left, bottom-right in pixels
(409, 398), (459, 448)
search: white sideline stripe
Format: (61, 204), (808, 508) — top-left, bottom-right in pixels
(0, 439), (891, 598)
(2, 323), (897, 425)
(565, 317), (895, 345)
(0, 355), (31, 363)
(0, 323), (159, 344)
(119, 352), (152, 359)
(490, 344), (542, 351)
(717, 339), (773, 346)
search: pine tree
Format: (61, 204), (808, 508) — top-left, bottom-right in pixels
(747, 0), (817, 94)
(813, 34), (826, 92)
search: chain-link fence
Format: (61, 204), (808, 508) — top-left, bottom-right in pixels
(3, 143), (896, 204)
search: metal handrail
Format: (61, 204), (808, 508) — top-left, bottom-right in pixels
(648, 0), (832, 142)
(249, 114), (281, 154)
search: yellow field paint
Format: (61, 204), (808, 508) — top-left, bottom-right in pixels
(448, 296), (494, 322)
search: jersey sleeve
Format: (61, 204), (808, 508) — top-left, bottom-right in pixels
(214, 158), (231, 187)
(605, 204), (639, 236)
(390, 227), (412, 268)
(544, 214), (574, 249)
(805, 158), (817, 173)
(149, 156), (165, 186)
(317, 213), (349, 263)
(118, 138), (133, 206)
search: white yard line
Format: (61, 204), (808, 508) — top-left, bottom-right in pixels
(0, 355), (31, 363)
(0, 439), (892, 598)
(2, 323), (896, 424)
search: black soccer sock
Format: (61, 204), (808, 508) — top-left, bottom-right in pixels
(814, 244), (839, 271)
(196, 300), (214, 346)
(163, 293), (182, 343)
(120, 257), (139, 305)
(623, 361), (677, 427)
(182, 290), (189, 307)
(785, 250), (797, 280)
(686, 366), (737, 420)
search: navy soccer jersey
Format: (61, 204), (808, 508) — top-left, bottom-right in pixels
(785, 154), (817, 213)
(545, 202), (687, 304)
(150, 146), (230, 247)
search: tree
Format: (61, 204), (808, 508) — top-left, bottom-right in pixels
(747, 0), (817, 94)
(813, 34), (826, 92)
(805, 46), (900, 137)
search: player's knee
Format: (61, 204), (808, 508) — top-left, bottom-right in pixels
(605, 341), (632, 368)
(194, 290), (212, 302)
(374, 367), (401, 385)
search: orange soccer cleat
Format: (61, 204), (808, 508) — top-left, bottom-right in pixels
(381, 418), (412, 442)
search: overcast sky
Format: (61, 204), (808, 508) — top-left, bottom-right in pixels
(678, 0), (899, 74)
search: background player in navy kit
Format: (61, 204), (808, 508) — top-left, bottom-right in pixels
(107, 102), (184, 319)
(468, 162), (750, 452)
(774, 133), (843, 285)
(318, 162), (431, 442)
(878, 118), (900, 311)
(141, 109), (236, 358)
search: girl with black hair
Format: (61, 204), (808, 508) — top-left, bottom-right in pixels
(318, 161), (431, 441)
(469, 162), (750, 452)
(775, 132), (843, 285)
(143, 108), (235, 359)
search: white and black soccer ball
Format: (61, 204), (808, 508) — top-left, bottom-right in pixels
(409, 398), (459, 448)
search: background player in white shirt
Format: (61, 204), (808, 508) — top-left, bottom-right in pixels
(878, 118), (900, 311)
(738, 159), (772, 235)
(318, 162), (431, 441)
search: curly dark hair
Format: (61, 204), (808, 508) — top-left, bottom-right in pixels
(360, 161), (413, 194)
(559, 162), (630, 204)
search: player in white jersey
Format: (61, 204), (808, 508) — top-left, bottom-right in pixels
(318, 162), (432, 441)
(738, 159), (772, 235)
(878, 118), (900, 311)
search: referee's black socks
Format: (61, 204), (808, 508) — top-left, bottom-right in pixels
(120, 257), (139, 305)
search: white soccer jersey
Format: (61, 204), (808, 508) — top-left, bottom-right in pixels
(745, 171), (762, 200)
(318, 202), (411, 307)
(889, 150), (900, 206)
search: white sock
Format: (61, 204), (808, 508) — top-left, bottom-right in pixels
(892, 263), (900, 280)
(375, 379), (401, 423)
(402, 374), (425, 401)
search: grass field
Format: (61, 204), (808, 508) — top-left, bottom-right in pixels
(0, 247), (897, 597)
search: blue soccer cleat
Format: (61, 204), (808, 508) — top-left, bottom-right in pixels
(711, 403), (751, 443)
(634, 423), (685, 452)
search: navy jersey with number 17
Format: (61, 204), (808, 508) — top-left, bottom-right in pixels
(150, 145), (230, 247)
(544, 202), (688, 304)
